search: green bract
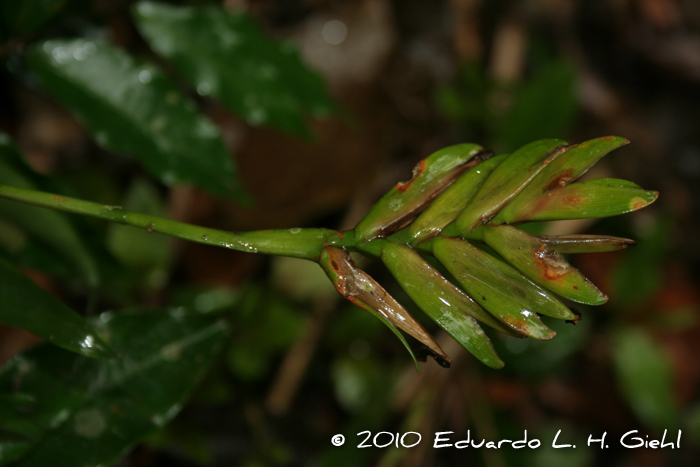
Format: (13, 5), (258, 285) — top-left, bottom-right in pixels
(337, 136), (657, 368)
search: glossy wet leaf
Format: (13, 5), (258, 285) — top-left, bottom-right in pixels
(408, 153), (507, 244)
(133, 1), (336, 138)
(0, 0), (71, 35)
(455, 139), (568, 233)
(0, 309), (228, 467)
(541, 234), (636, 253)
(495, 178), (658, 224)
(612, 328), (678, 429)
(355, 143), (485, 241)
(483, 225), (607, 305)
(27, 39), (246, 199)
(319, 246), (449, 369)
(0, 134), (99, 286)
(432, 237), (566, 339)
(0, 257), (114, 359)
(381, 242), (504, 368)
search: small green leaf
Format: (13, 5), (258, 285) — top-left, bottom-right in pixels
(0, 309), (228, 467)
(381, 242), (505, 368)
(432, 237), (565, 339)
(482, 225), (607, 305)
(355, 143), (485, 241)
(0, 257), (114, 359)
(408, 153), (507, 244)
(0, 134), (99, 286)
(495, 178), (658, 224)
(27, 39), (246, 199)
(132, 1), (336, 137)
(455, 139), (568, 233)
(612, 327), (678, 429)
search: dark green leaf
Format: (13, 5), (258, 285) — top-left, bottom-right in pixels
(27, 39), (246, 199)
(0, 257), (114, 358)
(0, 134), (99, 286)
(0, 309), (228, 467)
(133, 1), (336, 137)
(381, 242), (505, 368)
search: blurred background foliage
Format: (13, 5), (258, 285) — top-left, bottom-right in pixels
(0, 0), (699, 466)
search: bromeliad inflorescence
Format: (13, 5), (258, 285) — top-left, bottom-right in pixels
(0, 135), (657, 369)
(318, 137), (657, 370)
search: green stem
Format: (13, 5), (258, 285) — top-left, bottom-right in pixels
(0, 184), (339, 260)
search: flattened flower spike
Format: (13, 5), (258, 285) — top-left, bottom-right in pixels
(324, 136), (657, 371)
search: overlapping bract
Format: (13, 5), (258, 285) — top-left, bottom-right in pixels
(320, 137), (658, 369)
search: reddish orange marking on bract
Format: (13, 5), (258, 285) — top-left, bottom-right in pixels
(562, 194), (584, 206)
(533, 245), (570, 281)
(51, 195), (67, 201)
(330, 260), (340, 272)
(502, 316), (529, 334)
(573, 285), (579, 290)
(396, 159), (426, 193)
(525, 193), (555, 219)
(631, 197), (650, 210)
(545, 168), (574, 191)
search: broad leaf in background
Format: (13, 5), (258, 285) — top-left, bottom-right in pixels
(612, 327), (678, 430)
(133, 1), (336, 138)
(0, 257), (114, 359)
(27, 39), (247, 199)
(0, 134), (100, 286)
(0, 309), (228, 467)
